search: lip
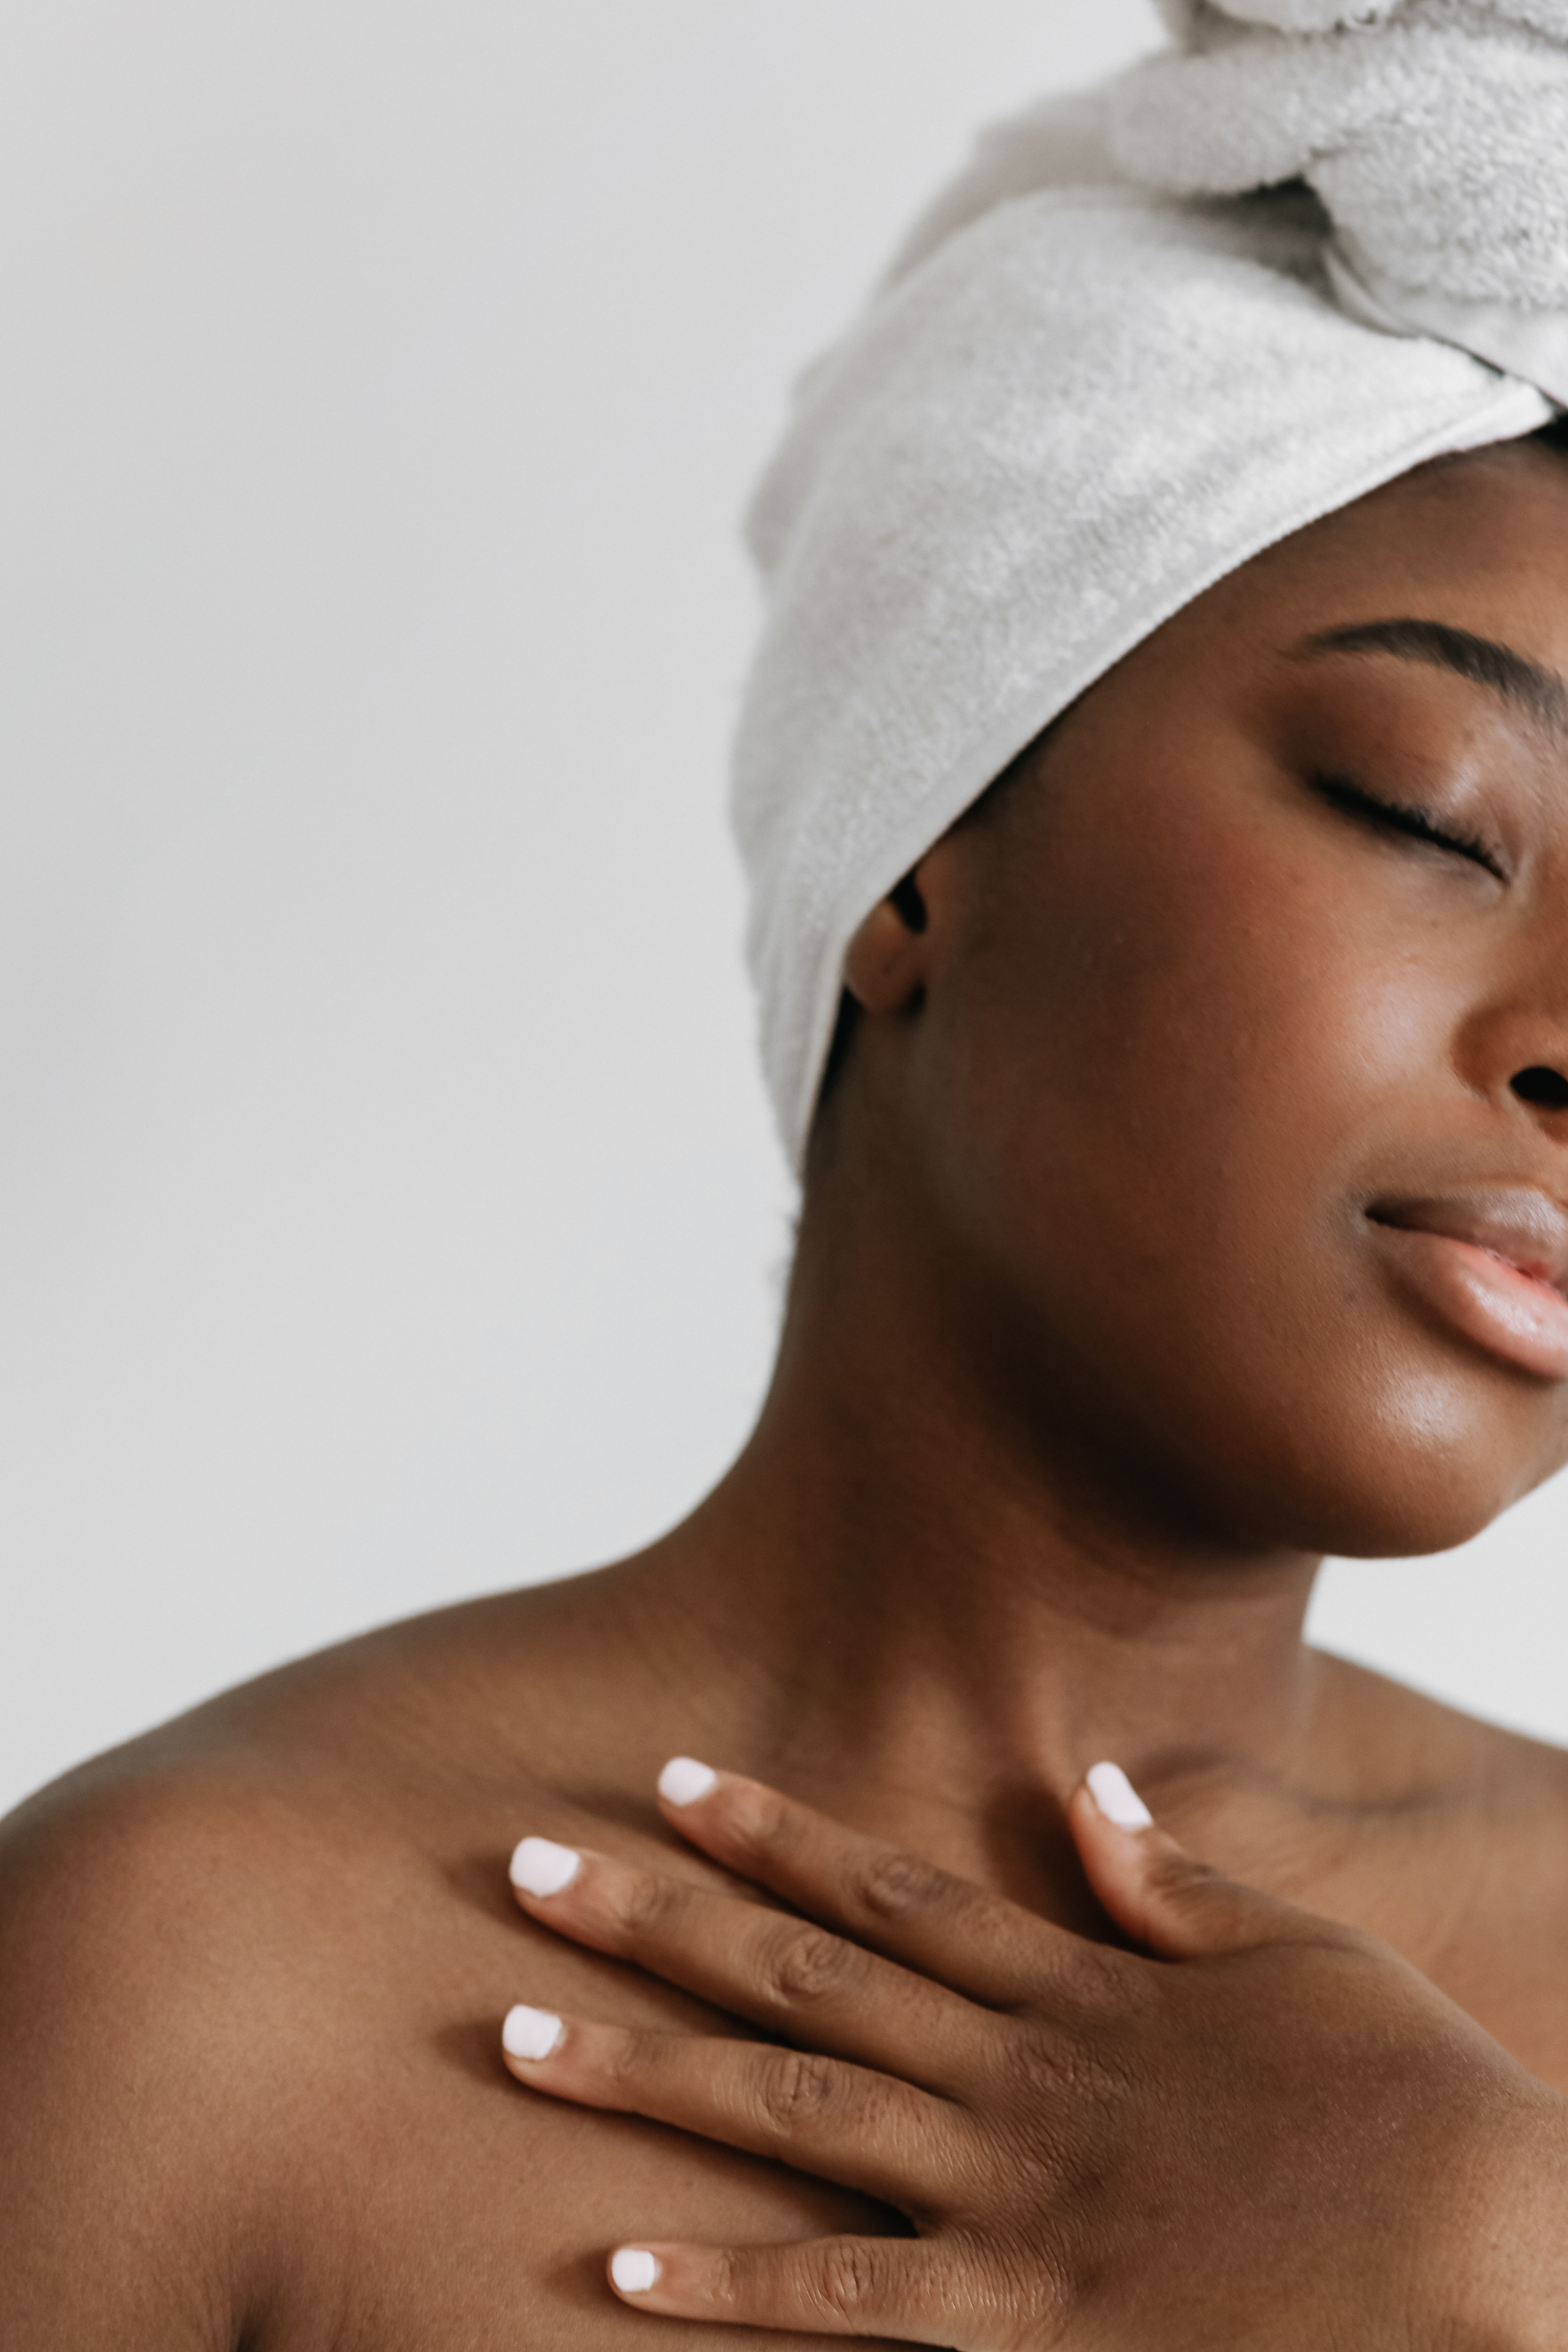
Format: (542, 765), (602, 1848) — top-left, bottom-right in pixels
(1367, 1187), (1568, 1382)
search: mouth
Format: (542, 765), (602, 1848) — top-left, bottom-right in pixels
(1366, 1188), (1568, 1382)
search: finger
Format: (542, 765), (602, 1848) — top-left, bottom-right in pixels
(1068, 1761), (1359, 1962)
(508, 1835), (985, 2093)
(604, 2233), (1016, 2347)
(499, 2003), (959, 2207)
(651, 1761), (1097, 2013)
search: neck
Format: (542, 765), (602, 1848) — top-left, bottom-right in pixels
(603, 1157), (1329, 1908)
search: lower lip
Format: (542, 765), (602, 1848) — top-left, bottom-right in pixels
(1371, 1224), (1568, 1382)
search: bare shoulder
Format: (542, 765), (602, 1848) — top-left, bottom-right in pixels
(1311, 1645), (1568, 1820)
(1304, 1648), (1568, 2085)
(0, 1572), (866, 2351)
(0, 1585), (583, 2351)
(0, 1753), (326, 2349)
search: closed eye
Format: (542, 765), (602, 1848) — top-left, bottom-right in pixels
(1309, 772), (1506, 881)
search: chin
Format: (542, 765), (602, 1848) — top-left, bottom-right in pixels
(1252, 1365), (1566, 1561)
(1301, 1482), (1516, 1563)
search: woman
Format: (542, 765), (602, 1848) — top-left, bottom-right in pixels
(5, 3), (1568, 2344)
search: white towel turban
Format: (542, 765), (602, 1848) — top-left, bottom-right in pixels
(732, 1), (1567, 1173)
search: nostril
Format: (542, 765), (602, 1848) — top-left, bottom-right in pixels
(1511, 1066), (1568, 1110)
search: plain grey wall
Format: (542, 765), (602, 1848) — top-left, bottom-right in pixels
(3, 0), (1564, 1818)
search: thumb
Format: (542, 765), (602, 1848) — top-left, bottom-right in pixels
(1067, 1761), (1330, 1962)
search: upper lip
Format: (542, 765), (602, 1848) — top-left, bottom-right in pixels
(1367, 1187), (1568, 1298)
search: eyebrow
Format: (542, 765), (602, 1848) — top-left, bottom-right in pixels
(1293, 617), (1568, 738)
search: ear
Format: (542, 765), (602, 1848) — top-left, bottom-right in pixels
(843, 868), (932, 1015)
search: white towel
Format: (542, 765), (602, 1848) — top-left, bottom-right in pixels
(734, 12), (1564, 1173)
(1116, 1), (1568, 394)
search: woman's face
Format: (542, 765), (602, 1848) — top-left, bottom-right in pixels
(905, 439), (1568, 1558)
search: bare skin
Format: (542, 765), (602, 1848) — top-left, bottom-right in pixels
(6, 438), (1568, 2347)
(501, 1766), (1568, 2344)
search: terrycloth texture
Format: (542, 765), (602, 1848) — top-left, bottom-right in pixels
(1117, 0), (1568, 397)
(734, 51), (1560, 1173)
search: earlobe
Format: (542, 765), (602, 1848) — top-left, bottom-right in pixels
(843, 876), (930, 1014)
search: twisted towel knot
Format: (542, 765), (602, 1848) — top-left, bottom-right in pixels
(1117, 0), (1568, 397)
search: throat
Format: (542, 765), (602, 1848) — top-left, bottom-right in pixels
(618, 1442), (1325, 1910)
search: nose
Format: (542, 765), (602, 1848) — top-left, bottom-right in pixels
(1511, 1064), (1568, 1111)
(1454, 929), (1568, 1128)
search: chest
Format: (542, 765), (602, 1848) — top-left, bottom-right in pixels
(245, 1896), (898, 2352)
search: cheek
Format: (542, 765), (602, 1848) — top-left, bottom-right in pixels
(919, 802), (1551, 1549)
(951, 811), (1429, 1253)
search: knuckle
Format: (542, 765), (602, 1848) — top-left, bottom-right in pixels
(974, 2231), (1071, 2342)
(1058, 1936), (1135, 2017)
(810, 2238), (887, 2323)
(608, 1867), (681, 1939)
(1070, 1935), (1125, 1997)
(1149, 1845), (1217, 1898)
(754, 2047), (841, 2134)
(1052, 2033), (1130, 2107)
(723, 1778), (800, 1863)
(708, 2247), (747, 2318)
(1010, 2018), (1132, 2118)
(602, 2026), (659, 2093)
(846, 1841), (947, 1923)
(759, 1919), (864, 2008)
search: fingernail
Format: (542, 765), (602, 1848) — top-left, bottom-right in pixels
(502, 2003), (564, 2060)
(509, 1835), (582, 1897)
(1086, 1760), (1154, 1830)
(611, 2247), (661, 2294)
(657, 1756), (717, 1807)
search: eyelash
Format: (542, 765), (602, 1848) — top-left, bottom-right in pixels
(1310, 772), (1505, 881)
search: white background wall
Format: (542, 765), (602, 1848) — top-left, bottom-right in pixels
(3, 0), (1565, 1819)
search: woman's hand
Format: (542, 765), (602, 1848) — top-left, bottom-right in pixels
(500, 1759), (1568, 2347)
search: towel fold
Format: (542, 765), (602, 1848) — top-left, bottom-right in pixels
(1115, 0), (1568, 394)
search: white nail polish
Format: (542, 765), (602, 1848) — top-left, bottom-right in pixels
(502, 2003), (564, 2060)
(509, 1835), (582, 1897)
(611, 2247), (660, 2294)
(1086, 1760), (1154, 1830)
(657, 1756), (717, 1807)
